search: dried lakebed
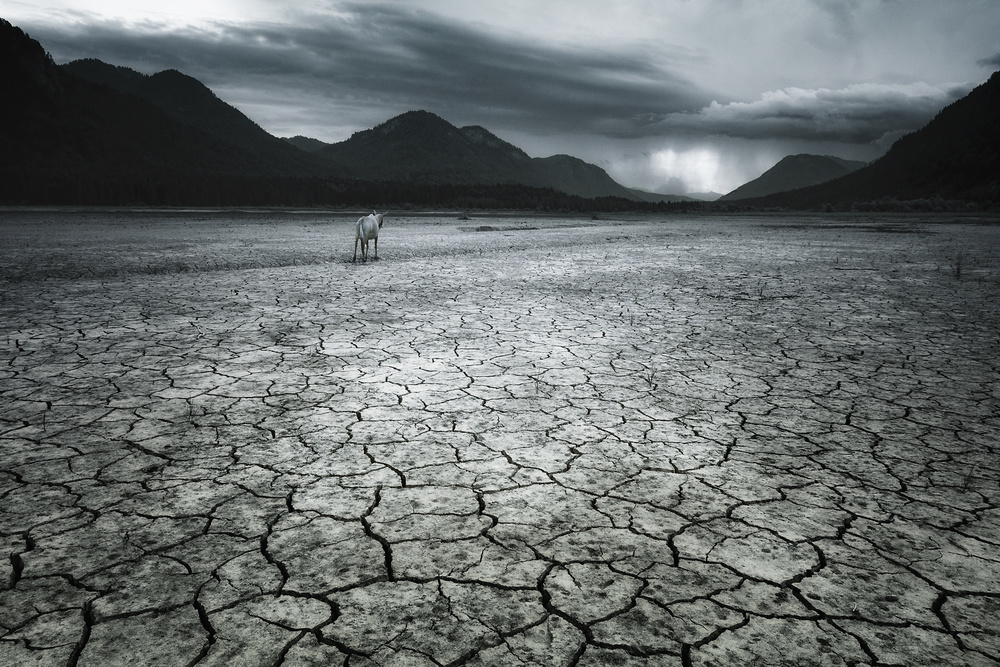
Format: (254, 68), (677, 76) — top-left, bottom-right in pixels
(1, 209), (999, 666)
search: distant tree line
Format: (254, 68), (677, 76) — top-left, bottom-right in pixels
(0, 169), (703, 212)
(711, 197), (995, 214)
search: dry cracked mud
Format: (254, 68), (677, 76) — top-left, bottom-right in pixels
(1, 208), (999, 666)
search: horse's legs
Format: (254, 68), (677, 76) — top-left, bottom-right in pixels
(353, 236), (358, 262)
(374, 237), (378, 260)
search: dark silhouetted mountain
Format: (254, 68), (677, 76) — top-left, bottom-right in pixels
(62, 58), (327, 175)
(315, 111), (601, 192)
(1, 17), (61, 94)
(720, 154), (866, 201)
(749, 71), (1000, 208)
(0, 18), (345, 205)
(317, 111), (533, 183)
(283, 136), (332, 152)
(0, 18), (691, 209)
(315, 110), (644, 200)
(624, 188), (699, 203)
(1, 23), (229, 201)
(530, 154), (643, 199)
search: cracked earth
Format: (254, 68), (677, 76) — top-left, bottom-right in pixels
(1, 209), (999, 666)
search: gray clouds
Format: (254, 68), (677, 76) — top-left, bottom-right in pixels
(25, 3), (972, 147)
(26, 3), (712, 140)
(653, 82), (972, 143)
(979, 52), (1000, 68)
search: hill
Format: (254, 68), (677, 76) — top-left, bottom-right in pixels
(0, 19), (343, 205)
(529, 154), (645, 200)
(720, 154), (866, 201)
(685, 192), (722, 202)
(317, 111), (533, 184)
(283, 136), (332, 152)
(625, 188), (699, 203)
(749, 71), (1000, 208)
(62, 58), (331, 176)
(315, 110), (644, 200)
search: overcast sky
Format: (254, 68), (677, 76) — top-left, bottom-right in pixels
(6, 0), (1000, 194)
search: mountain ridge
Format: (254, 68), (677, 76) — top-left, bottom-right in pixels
(3, 19), (661, 206)
(314, 109), (647, 200)
(62, 58), (332, 176)
(282, 136), (332, 152)
(720, 154), (867, 201)
(1, 18), (335, 205)
(743, 71), (1000, 208)
(316, 110), (533, 184)
(0, 19), (668, 208)
(6, 17), (994, 209)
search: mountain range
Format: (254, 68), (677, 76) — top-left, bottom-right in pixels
(301, 112), (698, 202)
(64, 60), (654, 201)
(61, 58), (322, 174)
(312, 110), (637, 199)
(1, 18), (684, 207)
(1, 19), (340, 205)
(745, 71), (1000, 208)
(283, 136), (332, 153)
(719, 154), (867, 201)
(2, 17), (997, 208)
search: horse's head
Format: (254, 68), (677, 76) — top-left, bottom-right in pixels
(375, 212), (385, 228)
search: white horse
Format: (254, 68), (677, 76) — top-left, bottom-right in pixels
(353, 211), (385, 262)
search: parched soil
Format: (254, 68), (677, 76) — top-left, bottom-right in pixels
(1, 209), (999, 666)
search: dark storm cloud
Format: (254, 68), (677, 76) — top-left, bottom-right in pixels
(25, 3), (712, 137)
(648, 82), (972, 143)
(978, 52), (1000, 68)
